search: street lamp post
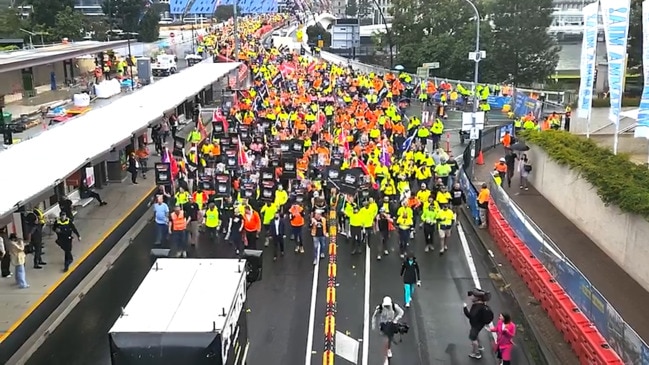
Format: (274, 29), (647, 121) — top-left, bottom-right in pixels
(125, 32), (139, 90)
(462, 0), (483, 178)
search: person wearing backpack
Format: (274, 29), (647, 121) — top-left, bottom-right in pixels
(371, 296), (405, 359)
(463, 289), (494, 359)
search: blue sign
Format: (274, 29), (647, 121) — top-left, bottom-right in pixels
(481, 151), (649, 362)
(487, 96), (511, 110)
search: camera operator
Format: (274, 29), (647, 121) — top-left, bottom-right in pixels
(463, 288), (494, 359)
(371, 296), (405, 359)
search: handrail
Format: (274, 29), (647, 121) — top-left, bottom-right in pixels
(310, 13), (574, 105)
(318, 50), (573, 105)
(466, 147), (649, 359)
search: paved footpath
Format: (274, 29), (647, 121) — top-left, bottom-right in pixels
(0, 176), (156, 342)
(475, 147), (649, 345)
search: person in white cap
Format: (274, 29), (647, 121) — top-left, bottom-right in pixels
(371, 296), (404, 358)
(494, 157), (508, 183)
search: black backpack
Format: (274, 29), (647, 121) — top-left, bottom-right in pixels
(482, 305), (495, 325)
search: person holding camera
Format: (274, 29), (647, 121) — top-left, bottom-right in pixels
(371, 296), (405, 359)
(463, 288), (495, 359)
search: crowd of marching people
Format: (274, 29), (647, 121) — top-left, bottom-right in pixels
(145, 14), (518, 362)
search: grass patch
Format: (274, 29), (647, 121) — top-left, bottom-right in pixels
(522, 129), (649, 218)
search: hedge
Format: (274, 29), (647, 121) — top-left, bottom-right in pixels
(591, 97), (641, 108)
(521, 130), (649, 218)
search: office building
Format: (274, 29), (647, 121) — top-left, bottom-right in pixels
(552, 0), (597, 11)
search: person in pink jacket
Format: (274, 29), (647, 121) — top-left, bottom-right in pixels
(491, 312), (516, 365)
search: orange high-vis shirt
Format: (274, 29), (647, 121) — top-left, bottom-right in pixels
(243, 211), (261, 232)
(502, 134), (511, 148)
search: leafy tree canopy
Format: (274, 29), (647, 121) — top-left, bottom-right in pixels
(345, 0), (358, 17)
(306, 23), (331, 47)
(102, 0), (142, 33)
(138, 9), (160, 42)
(358, 0), (373, 18)
(486, 0), (560, 85)
(51, 6), (85, 41)
(0, 7), (28, 38)
(388, 0), (559, 86)
(29, 0), (75, 28)
(628, 0), (642, 74)
(214, 5), (241, 22)
(102, 0), (159, 41)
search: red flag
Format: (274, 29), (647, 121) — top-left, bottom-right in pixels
(237, 137), (249, 166)
(197, 114), (208, 140)
(358, 159), (379, 189)
(213, 109), (228, 132)
(307, 61), (316, 75)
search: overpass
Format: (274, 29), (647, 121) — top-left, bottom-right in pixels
(312, 13), (390, 36)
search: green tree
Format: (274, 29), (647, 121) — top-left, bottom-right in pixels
(214, 5), (240, 22)
(486, 0), (559, 86)
(358, 0), (373, 18)
(29, 0), (75, 28)
(306, 23), (331, 47)
(84, 17), (111, 40)
(51, 7), (85, 41)
(388, 0), (487, 78)
(345, 0), (358, 17)
(628, 0), (643, 74)
(138, 9), (160, 42)
(0, 8), (27, 38)
(102, 0), (142, 32)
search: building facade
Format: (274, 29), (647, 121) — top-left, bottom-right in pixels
(552, 0), (597, 11)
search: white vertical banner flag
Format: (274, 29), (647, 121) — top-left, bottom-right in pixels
(635, 0), (649, 138)
(601, 0), (631, 125)
(577, 2), (601, 119)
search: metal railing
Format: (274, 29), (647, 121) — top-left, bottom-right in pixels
(458, 141), (649, 364)
(317, 51), (575, 105)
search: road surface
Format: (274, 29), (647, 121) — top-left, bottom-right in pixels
(24, 218), (316, 365)
(26, 214), (537, 365)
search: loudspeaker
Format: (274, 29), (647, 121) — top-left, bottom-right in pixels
(243, 249), (263, 283)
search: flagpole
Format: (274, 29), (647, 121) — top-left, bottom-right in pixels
(614, 117), (619, 154)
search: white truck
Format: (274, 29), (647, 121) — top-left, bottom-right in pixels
(108, 258), (256, 365)
(152, 55), (177, 77)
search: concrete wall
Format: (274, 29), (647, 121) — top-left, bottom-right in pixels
(527, 144), (649, 292)
(0, 62), (67, 95)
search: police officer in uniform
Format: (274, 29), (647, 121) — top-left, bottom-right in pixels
(53, 212), (81, 272)
(24, 207), (46, 268)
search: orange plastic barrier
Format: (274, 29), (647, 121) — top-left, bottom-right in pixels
(486, 198), (623, 365)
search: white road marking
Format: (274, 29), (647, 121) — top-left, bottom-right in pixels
(457, 222), (498, 342)
(305, 259), (320, 365)
(361, 248), (371, 365)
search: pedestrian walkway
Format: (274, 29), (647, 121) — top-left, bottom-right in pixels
(475, 146), (649, 343)
(0, 175), (156, 358)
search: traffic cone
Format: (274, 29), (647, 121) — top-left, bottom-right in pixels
(476, 151), (485, 165)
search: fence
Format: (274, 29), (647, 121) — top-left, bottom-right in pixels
(457, 140), (649, 364)
(318, 51), (576, 106)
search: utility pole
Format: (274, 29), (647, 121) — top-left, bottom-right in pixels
(463, 0), (484, 179)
